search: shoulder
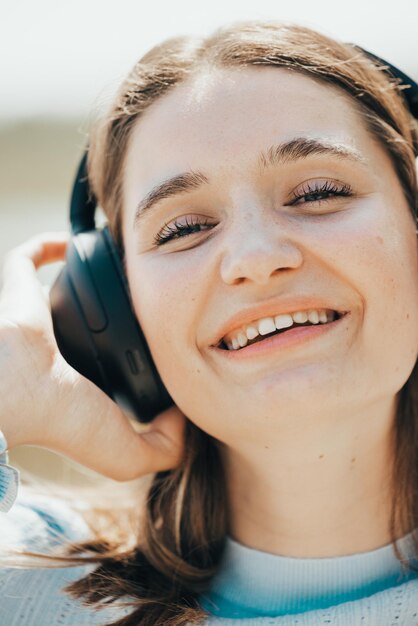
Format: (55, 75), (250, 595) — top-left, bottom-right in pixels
(0, 487), (134, 625)
(0, 485), (91, 552)
(0, 550), (132, 626)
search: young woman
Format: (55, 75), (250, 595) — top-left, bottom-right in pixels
(1, 19), (418, 626)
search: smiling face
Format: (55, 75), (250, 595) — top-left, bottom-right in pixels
(121, 66), (418, 446)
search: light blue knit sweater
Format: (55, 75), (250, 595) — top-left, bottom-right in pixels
(1, 471), (418, 624)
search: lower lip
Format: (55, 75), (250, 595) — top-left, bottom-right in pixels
(211, 315), (348, 360)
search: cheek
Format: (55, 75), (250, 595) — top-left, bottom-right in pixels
(125, 251), (208, 391)
(315, 206), (418, 389)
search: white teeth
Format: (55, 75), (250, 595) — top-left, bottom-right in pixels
(222, 308), (338, 351)
(319, 310), (328, 323)
(246, 325), (259, 340)
(274, 314), (293, 330)
(292, 311), (308, 323)
(258, 318), (276, 336)
(307, 310), (319, 324)
(237, 332), (248, 348)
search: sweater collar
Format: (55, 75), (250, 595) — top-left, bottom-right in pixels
(200, 531), (418, 618)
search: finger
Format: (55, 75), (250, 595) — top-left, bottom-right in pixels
(10, 231), (70, 270)
(48, 360), (186, 481)
(0, 233), (69, 322)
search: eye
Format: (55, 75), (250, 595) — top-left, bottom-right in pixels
(154, 216), (215, 246)
(289, 180), (353, 206)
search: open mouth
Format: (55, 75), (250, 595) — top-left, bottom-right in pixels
(217, 310), (347, 352)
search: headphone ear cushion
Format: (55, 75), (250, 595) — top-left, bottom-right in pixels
(49, 225), (172, 423)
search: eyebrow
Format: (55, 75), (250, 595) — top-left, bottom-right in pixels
(132, 137), (366, 230)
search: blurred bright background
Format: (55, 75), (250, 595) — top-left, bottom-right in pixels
(1, 0), (417, 486)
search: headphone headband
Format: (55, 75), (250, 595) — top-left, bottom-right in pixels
(351, 44), (418, 119)
(70, 152), (96, 235)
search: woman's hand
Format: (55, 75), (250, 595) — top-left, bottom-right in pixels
(0, 232), (186, 481)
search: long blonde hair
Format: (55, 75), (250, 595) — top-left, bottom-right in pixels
(14, 20), (418, 626)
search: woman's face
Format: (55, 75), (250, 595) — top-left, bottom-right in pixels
(121, 66), (418, 445)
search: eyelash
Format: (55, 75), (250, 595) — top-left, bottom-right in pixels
(290, 180), (352, 205)
(154, 215), (214, 246)
(153, 180), (353, 246)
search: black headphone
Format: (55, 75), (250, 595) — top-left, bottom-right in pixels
(49, 45), (418, 423)
(49, 155), (173, 423)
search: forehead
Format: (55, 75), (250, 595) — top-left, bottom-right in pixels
(124, 66), (370, 185)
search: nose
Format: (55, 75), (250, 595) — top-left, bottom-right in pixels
(219, 214), (304, 286)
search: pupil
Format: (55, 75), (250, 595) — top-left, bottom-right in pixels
(306, 192), (328, 201)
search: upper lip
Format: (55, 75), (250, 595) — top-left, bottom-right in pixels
(210, 295), (349, 347)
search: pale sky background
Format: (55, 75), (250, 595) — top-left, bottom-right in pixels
(1, 0), (418, 123)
